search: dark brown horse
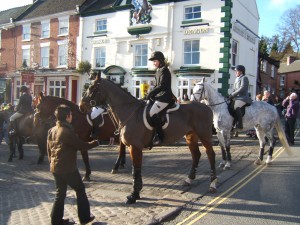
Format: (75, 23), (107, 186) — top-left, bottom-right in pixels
(80, 77), (217, 204)
(34, 93), (126, 180)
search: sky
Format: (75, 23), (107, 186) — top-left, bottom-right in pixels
(0, 0), (299, 38)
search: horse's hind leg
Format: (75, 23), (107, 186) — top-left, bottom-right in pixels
(265, 130), (276, 164)
(17, 137), (24, 160)
(185, 132), (201, 185)
(254, 127), (266, 165)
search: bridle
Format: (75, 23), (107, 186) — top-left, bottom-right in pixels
(192, 83), (229, 106)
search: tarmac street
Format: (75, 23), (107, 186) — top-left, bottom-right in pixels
(0, 130), (297, 225)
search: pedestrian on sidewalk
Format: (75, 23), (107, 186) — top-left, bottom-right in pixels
(282, 93), (299, 145)
(47, 104), (99, 225)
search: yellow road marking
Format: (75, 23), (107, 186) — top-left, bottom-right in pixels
(177, 147), (285, 225)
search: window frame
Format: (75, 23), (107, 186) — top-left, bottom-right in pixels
(94, 47), (106, 68)
(41, 20), (50, 38)
(48, 79), (66, 98)
(57, 41), (68, 67)
(58, 17), (69, 36)
(40, 46), (50, 68)
(95, 18), (107, 32)
(22, 45), (30, 67)
(183, 39), (200, 66)
(184, 5), (201, 20)
(22, 24), (31, 41)
(232, 39), (238, 67)
(134, 43), (148, 68)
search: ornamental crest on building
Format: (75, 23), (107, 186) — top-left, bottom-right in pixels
(130, 0), (152, 25)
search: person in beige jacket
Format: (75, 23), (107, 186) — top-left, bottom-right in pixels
(47, 104), (99, 225)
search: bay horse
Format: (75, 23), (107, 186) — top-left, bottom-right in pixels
(79, 77), (217, 204)
(192, 79), (291, 168)
(34, 93), (126, 180)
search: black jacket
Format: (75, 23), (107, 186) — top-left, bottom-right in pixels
(16, 92), (33, 114)
(147, 66), (174, 103)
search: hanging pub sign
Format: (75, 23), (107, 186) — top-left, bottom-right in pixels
(21, 72), (34, 83)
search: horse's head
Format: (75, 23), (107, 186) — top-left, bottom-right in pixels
(80, 77), (106, 113)
(191, 78), (206, 102)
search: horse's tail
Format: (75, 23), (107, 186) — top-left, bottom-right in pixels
(275, 116), (292, 155)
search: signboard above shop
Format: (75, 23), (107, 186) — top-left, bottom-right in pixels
(21, 72), (34, 83)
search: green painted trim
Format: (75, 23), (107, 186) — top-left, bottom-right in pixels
(222, 52), (231, 59)
(220, 47), (230, 53)
(181, 19), (203, 24)
(221, 17), (231, 22)
(223, 42), (231, 48)
(103, 65), (127, 76)
(131, 69), (156, 76)
(218, 88), (229, 97)
(127, 26), (152, 35)
(176, 73), (211, 77)
(220, 37), (230, 42)
(219, 68), (229, 73)
(221, 26), (231, 32)
(224, 12), (232, 18)
(174, 67), (214, 74)
(221, 6), (231, 12)
(219, 58), (228, 63)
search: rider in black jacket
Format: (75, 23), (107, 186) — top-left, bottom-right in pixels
(147, 51), (175, 145)
(9, 86), (34, 135)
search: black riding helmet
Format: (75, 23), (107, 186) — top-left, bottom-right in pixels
(20, 86), (28, 93)
(149, 51), (165, 62)
(235, 65), (245, 74)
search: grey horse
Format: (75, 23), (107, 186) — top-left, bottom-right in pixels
(192, 79), (291, 169)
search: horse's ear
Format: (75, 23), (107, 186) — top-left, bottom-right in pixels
(38, 92), (44, 100)
(96, 71), (101, 80)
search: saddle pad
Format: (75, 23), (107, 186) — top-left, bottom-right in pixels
(143, 103), (180, 130)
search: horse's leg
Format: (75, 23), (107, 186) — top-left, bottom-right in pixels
(223, 131), (232, 169)
(196, 132), (217, 193)
(18, 137), (24, 160)
(126, 145), (143, 204)
(184, 132), (201, 185)
(111, 141), (126, 174)
(8, 136), (15, 162)
(254, 127), (266, 165)
(265, 130), (276, 164)
(216, 131), (226, 167)
(37, 140), (46, 164)
(80, 150), (91, 181)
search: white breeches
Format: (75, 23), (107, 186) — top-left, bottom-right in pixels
(149, 101), (168, 117)
(10, 112), (23, 122)
(234, 100), (246, 109)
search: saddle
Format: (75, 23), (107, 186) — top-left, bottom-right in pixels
(144, 101), (179, 129)
(227, 100), (251, 126)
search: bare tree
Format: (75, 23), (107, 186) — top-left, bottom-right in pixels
(277, 5), (300, 53)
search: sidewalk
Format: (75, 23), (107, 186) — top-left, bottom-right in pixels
(0, 130), (298, 225)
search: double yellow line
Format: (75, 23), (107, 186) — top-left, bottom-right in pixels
(177, 147), (285, 225)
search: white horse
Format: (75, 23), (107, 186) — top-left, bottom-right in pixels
(192, 79), (291, 168)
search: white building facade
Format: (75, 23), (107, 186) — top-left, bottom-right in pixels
(78, 0), (259, 100)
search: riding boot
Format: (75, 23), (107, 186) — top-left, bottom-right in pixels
(151, 114), (164, 145)
(234, 107), (243, 129)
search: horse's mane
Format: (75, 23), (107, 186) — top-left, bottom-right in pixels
(103, 78), (138, 102)
(42, 96), (82, 113)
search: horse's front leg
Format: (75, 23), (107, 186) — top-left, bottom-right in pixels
(185, 132), (201, 186)
(80, 150), (91, 181)
(17, 137), (24, 160)
(111, 141), (126, 174)
(126, 145), (143, 204)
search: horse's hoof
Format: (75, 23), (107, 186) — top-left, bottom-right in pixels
(266, 156), (272, 165)
(254, 158), (264, 165)
(82, 176), (91, 182)
(183, 178), (192, 186)
(209, 187), (217, 193)
(125, 193), (140, 204)
(224, 161), (231, 170)
(218, 161), (225, 168)
(8, 157), (12, 162)
(111, 169), (118, 174)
